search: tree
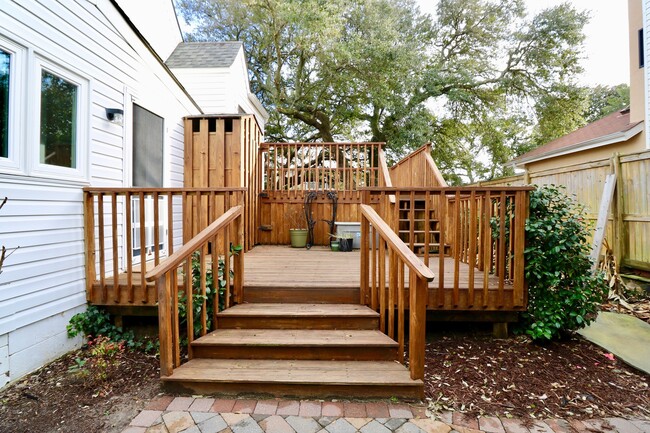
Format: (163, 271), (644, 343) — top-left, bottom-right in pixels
(176, 0), (588, 181)
(584, 83), (630, 123)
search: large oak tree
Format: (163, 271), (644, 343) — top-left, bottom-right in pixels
(177, 0), (589, 182)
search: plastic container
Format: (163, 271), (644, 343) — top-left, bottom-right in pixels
(334, 222), (361, 249)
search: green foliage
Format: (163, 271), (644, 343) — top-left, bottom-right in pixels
(66, 305), (156, 352)
(521, 186), (608, 341)
(178, 247), (239, 338)
(584, 83), (630, 123)
(176, 0), (589, 182)
(68, 335), (126, 382)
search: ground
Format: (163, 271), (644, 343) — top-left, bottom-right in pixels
(0, 348), (161, 433)
(0, 331), (648, 433)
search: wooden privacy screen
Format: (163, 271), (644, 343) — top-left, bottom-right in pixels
(259, 142), (390, 245)
(184, 115), (262, 251)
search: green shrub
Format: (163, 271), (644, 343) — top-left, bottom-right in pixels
(178, 246), (240, 338)
(521, 185), (607, 341)
(67, 305), (154, 351)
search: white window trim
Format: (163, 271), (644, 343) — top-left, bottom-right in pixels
(27, 55), (90, 182)
(0, 36), (26, 174)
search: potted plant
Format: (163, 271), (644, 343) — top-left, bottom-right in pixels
(288, 208), (308, 248)
(330, 240), (339, 251)
(332, 232), (354, 252)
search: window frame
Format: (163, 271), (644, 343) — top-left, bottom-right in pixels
(0, 37), (26, 173)
(28, 55), (89, 181)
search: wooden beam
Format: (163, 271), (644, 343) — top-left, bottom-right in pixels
(589, 174), (617, 272)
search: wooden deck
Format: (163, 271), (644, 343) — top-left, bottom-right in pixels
(243, 245), (521, 311)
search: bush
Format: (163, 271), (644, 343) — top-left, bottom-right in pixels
(521, 185), (607, 341)
(67, 305), (156, 351)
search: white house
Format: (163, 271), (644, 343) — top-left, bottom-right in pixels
(0, 0), (263, 388)
(166, 41), (269, 131)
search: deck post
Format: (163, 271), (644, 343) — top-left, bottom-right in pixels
(360, 215), (370, 306)
(157, 275), (173, 377)
(83, 191), (96, 302)
(409, 275), (428, 381)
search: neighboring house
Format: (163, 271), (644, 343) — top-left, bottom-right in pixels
(506, 0), (650, 271)
(166, 41), (269, 131)
(0, 0), (261, 389)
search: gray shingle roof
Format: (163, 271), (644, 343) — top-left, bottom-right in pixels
(165, 41), (242, 68)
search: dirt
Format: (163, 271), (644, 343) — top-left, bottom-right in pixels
(1, 330), (649, 432)
(0, 347), (161, 433)
(424, 333), (650, 420)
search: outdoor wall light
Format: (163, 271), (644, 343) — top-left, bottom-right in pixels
(106, 108), (124, 124)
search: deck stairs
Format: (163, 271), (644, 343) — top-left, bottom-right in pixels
(162, 289), (424, 398)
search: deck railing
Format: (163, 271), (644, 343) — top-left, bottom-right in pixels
(261, 142), (384, 196)
(83, 187), (245, 305)
(363, 187), (533, 310)
(360, 204), (434, 381)
(145, 205), (244, 377)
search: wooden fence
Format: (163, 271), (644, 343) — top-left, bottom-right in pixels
(258, 142), (391, 245)
(477, 150), (650, 271)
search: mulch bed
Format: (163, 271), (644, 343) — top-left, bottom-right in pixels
(1, 328), (649, 432)
(424, 334), (650, 420)
(0, 347), (161, 433)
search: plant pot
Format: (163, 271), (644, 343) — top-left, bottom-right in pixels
(338, 238), (353, 252)
(290, 229), (308, 248)
(330, 241), (339, 251)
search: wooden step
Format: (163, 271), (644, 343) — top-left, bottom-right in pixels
(217, 303), (379, 330)
(192, 329), (397, 361)
(162, 358), (423, 399)
(243, 285), (360, 304)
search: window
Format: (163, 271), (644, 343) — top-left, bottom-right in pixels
(30, 58), (88, 180)
(0, 50), (9, 159)
(40, 70), (77, 168)
(639, 29), (645, 68)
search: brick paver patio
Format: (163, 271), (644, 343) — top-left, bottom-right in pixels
(121, 396), (650, 433)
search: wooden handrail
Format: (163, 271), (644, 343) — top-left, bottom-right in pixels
(360, 205), (433, 281)
(145, 206), (243, 281)
(83, 187), (247, 193)
(365, 186), (535, 193)
(360, 204), (433, 381)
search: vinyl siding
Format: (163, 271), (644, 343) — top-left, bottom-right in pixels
(0, 0), (199, 387)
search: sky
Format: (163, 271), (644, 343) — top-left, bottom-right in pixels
(415, 0), (630, 87)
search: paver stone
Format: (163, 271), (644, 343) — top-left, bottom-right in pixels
(285, 415), (322, 433)
(259, 415), (296, 433)
(162, 411), (195, 433)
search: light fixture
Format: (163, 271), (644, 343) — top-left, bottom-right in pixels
(106, 108), (124, 124)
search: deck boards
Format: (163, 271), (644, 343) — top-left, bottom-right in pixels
(243, 245), (508, 289)
(166, 359), (417, 383)
(195, 329), (396, 347)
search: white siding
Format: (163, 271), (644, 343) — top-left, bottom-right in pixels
(0, 0), (199, 388)
(171, 67), (232, 114)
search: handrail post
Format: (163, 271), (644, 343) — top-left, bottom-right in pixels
(360, 215), (370, 306)
(234, 212), (245, 303)
(83, 191), (97, 302)
(409, 275), (427, 381)
(157, 275), (173, 377)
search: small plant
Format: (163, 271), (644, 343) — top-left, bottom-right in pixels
(520, 185), (608, 341)
(288, 208), (307, 229)
(70, 335), (125, 382)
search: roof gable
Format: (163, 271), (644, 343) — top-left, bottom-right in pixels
(166, 42), (243, 69)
